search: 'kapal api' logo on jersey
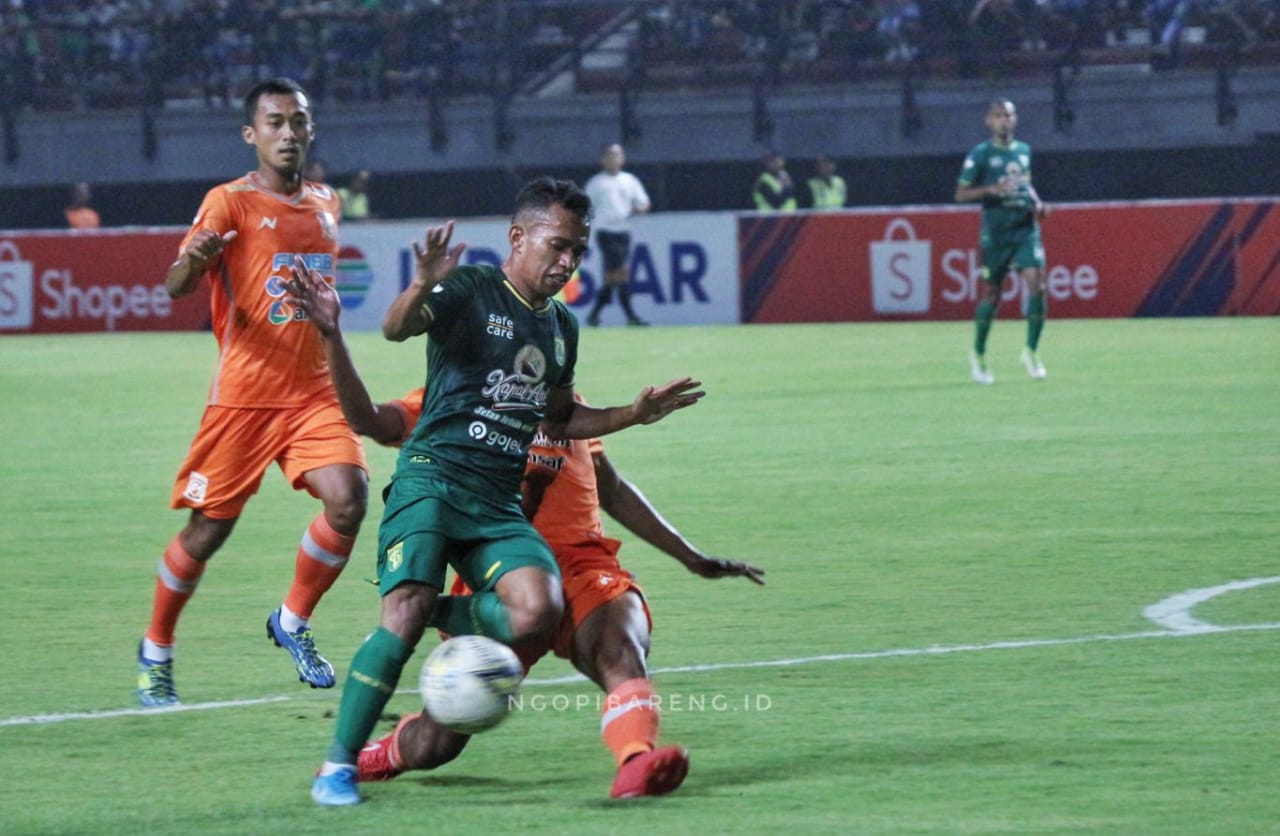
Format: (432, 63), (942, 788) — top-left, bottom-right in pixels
(336, 245), (373, 310)
(482, 345), (550, 411)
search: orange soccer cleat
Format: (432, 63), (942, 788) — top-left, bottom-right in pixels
(609, 745), (690, 799)
(357, 733), (404, 782)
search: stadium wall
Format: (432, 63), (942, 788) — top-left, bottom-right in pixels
(2, 69), (1280, 228)
(2, 198), (1274, 335)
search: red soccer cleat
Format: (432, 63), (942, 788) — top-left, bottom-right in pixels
(609, 745), (690, 799)
(358, 733), (404, 782)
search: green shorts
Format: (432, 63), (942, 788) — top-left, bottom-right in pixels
(376, 474), (558, 596)
(980, 229), (1045, 283)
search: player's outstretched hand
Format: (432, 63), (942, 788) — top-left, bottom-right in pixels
(686, 555), (767, 586)
(412, 220), (467, 289)
(631, 377), (705, 425)
(286, 254), (340, 337)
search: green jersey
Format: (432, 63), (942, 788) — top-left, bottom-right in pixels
(397, 265), (578, 505)
(958, 139), (1038, 238)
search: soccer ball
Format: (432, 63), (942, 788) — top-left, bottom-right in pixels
(419, 635), (524, 734)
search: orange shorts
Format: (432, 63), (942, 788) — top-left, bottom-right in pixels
(448, 536), (651, 672)
(170, 397), (366, 519)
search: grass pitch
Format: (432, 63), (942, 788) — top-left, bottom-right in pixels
(1, 317), (1277, 834)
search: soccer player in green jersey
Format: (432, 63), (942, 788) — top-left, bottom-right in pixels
(956, 98), (1050, 383)
(308, 176), (705, 806)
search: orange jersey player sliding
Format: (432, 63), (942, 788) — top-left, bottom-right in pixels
(287, 264), (765, 799)
(136, 78), (368, 707)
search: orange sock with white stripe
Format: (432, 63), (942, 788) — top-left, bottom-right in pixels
(601, 678), (659, 765)
(283, 514), (354, 622)
(145, 535), (206, 653)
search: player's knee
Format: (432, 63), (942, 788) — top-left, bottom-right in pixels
(503, 575), (563, 643)
(323, 484), (368, 533)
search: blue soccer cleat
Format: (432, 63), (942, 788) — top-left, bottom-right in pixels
(312, 765), (361, 806)
(266, 608), (336, 688)
(136, 642), (180, 707)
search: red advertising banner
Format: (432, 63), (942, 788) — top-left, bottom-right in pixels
(740, 199), (1280, 323)
(0, 229), (211, 334)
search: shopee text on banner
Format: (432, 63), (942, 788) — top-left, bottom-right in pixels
(0, 230), (211, 334)
(740, 199), (1280, 322)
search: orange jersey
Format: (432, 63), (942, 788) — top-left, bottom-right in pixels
(182, 174), (341, 407)
(389, 388), (604, 546)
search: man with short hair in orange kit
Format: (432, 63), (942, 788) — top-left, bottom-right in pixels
(135, 78), (368, 706)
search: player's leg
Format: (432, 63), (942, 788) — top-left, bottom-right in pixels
(359, 709), (472, 781)
(274, 402), (368, 687)
(138, 511), (237, 706)
(972, 242), (1010, 384)
(1017, 237), (1048, 378)
(139, 406), (270, 706)
(313, 501), (449, 805)
(314, 580), (435, 805)
(431, 531), (564, 646)
(573, 591), (689, 798)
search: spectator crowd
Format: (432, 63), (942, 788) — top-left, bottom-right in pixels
(1, 0), (1277, 114)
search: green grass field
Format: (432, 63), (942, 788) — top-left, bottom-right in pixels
(1, 318), (1277, 834)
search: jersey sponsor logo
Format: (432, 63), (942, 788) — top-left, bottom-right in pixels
(513, 344), (546, 383)
(486, 313), (515, 339)
(317, 211), (338, 241)
(471, 420), (524, 454)
(527, 451), (565, 472)
(268, 299), (294, 325)
(183, 471), (209, 504)
(554, 336), (566, 366)
(259, 217), (277, 230)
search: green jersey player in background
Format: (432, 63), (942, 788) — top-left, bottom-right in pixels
(956, 98), (1050, 384)
(304, 176), (704, 806)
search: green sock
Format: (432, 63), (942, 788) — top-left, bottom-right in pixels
(327, 627), (414, 764)
(428, 593), (515, 644)
(1026, 294), (1046, 351)
(974, 298), (997, 355)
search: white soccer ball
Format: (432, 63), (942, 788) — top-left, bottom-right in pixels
(419, 635), (524, 734)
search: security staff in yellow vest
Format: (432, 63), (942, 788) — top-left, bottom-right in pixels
(752, 150), (797, 212)
(807, 154), (847, 209)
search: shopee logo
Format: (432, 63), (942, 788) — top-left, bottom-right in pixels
(38, 269), (173, 331)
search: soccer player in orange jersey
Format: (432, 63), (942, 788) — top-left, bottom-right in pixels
(135, 78), (368, 707)
(287, 265), (764, 798)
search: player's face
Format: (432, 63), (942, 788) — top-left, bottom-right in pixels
(243, 92), (314, 177)
(986, 102), (1016, 143)
(506, 204), (589, 304)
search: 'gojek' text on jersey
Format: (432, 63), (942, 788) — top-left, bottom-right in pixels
(397, 265), (579, 505)
(957, 139), (1037, 237)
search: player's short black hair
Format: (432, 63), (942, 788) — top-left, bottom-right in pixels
(243, 78), (310, 126)
(512, 176), (591, 225)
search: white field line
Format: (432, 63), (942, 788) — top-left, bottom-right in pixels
(4, 577), (1277, 728)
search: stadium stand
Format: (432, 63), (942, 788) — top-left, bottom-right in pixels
(1, 0), (1277, 114)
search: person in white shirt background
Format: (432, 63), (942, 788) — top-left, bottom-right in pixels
(582, 143), (652, 326)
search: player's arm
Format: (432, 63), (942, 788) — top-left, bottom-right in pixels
(383, 221), (466, 342)
(287, 257), (407, 445)
(1025, 180), (1049, 219)
(165, 229), (237, 298)
(594, 450), (765, 585)
(955, 175), (1012, 203)
(540, 378), (705, 440)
